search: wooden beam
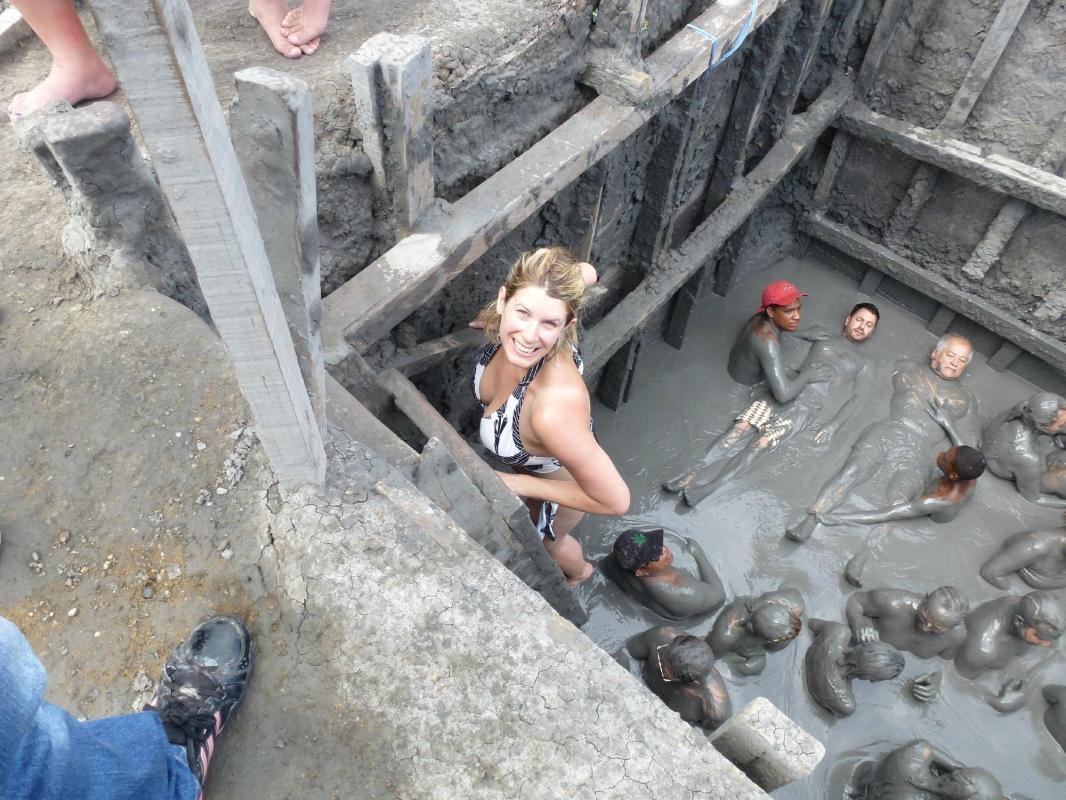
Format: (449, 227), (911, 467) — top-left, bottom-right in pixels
(324, 374), (419, 472)
(857, 267), (884, 296)
(584, 75), (851, 377)
(856, 0), (911, 94)
(597, 334), (642, 410)
(231, 68), (326, 437)
(927, 305), (956, 336)
(882, 0), (1031, 247)
(801, 212), (1066, 374)
(321, 0), (789, 360)
(987, 341), (1022, 372)
(830, 0), (868, 66)
(389, 327), (484, 376)
(379, 369), (588, 626)
(90, 0), (325, 487)
(836, 104), (1066, 217)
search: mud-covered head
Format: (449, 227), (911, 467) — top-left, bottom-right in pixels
(930, 334), (973, 380)
(844, 641), (905, 682)
(758, 280), (807, 332)
(937, 446), (986, 481)
(933, 766), (1004, 800)
(614, 528), (665, 572)
(664, 635), (715, 682)
(1013, 591), (1065, 646)
(482, 247), (586, 362)
(1019, 392), (1066, 435)
(917, 587), (969, 633)
(843, 302), (880, 343)
(750, 603), (803, 644)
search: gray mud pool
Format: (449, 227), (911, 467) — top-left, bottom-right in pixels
(576, 255), (1065, 798)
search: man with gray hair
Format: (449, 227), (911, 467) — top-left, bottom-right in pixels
(785, 334), (979, 545)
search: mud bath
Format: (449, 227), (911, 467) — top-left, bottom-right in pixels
(576, 257), (1066, 798)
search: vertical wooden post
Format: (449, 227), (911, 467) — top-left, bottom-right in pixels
(89, 0), (325, 487)
(882, 0), (1031, 248)
(349, 33), (435, 232)
(231, 68), (326, 438)
(927, 305), (956, 336)
(597, 333), (643, 410)
(856, 0), (911, 94)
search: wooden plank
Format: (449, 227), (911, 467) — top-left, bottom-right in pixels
(801, 212), (1066, 374)
(836, 104), (1066, 217)
(702, 0), (802, 216)
(857, 267), (884, 296)
(231, 68), (326, 437)
(325, 374), (419, 471)
(663, 262), (711, 349)
(830, 0), (868, 65)
(321, 0), (789, 359)
(89, 0), (325, 486)
(379, 369), (588, 626)
(856, 0), (911, 93)
(389, 327), (484, 376)
(927, 305), (956, 336)
(987, 341), (1022, 372)
(584, 74), (851, 377)
(597, 335), (642, 410)
(883, 0), (1031, 246)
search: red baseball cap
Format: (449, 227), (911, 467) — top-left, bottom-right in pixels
(757, 280), (808, 313)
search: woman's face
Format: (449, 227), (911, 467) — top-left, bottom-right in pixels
(497, 286), (572, 367)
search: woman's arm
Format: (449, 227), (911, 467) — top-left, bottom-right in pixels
(498, 386), (630, 515)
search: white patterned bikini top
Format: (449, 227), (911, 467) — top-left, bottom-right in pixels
(472, 343), (585, 475)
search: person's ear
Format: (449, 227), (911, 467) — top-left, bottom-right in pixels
(634, 566), (649, 577)
(496, 287), (507, 315)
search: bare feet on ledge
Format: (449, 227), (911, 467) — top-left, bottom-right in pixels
(250, 0), (312, 58)
(7, 55), (116, 121)
(281, 0), (333, 54)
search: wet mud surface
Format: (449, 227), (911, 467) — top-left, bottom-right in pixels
(576, 256), (1065, 798)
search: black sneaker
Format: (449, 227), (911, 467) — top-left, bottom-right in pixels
(148, 616), (253, 791)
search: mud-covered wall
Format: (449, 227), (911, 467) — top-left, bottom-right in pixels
(823, 0), (1066, 340)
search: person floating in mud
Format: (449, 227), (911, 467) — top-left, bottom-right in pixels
(822, 444), (986, 585)
(844, 739), (1005, 800)
(980, 517), (1066, 590)
(626, 625), (731, 730)
(981, 392), (1066, 508)
(803, 618), (904, 718)
(602, 529), (725, 621)
(666, 303), (880, 506)
(955, 591), (1064, 712)
(707, 587), (805, 675)
(784, 333), (980, 546)
(1043, 685), (1066, 753)
(475, 248), (630, 585)
(844, 586), (969, 661)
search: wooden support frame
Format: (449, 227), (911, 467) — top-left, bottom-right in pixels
(801, 212), (1066, 374)
(584, 75), (851, 377)
(927, 305), (956, 337)
(856, 0), (910, 94)
(321, 0), (789, 360)
(379, 369), (588, 626)
(597, 334), (643, 410)
(882, 0), (1032, 247)
(836, 104), (1066, 217)
(90, 0), (325, 487)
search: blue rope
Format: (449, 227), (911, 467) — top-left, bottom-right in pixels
(687, 0), (759, 70)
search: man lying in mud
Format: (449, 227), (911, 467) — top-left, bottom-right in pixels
(955, 590), (1064, 712)
(982, 391), (1066, 508)
(626, 626), (731, 730)
(980, 517), (1066, 590)
(666, 303), (880, 506)
(825, 444), (986, 586)
(844, 586), (969, 661)
(845, 739), (1005, 800)
(803, 619), (904, 718)
(601, 529), (725, 621)
(784, 333), (980, 544)
(707, 587), (805, 675)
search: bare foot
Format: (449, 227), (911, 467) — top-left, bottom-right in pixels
(566, 561), (595, 587)
(249, 0), (304, 59)
(8, 57), (116, 121)
(281, 0), (332, 52)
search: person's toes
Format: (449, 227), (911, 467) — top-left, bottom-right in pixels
(298, 37), (320, 55)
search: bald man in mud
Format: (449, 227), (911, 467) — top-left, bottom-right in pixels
(785, 333), (980, 544)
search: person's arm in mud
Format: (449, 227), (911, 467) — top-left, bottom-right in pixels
(980, 531), (1060, 589)
(707, 603), (745, 658)
(1012, 457), (1066, 508)
(926, 397), (968, 447)
(844, 591), (883, 643)
(496, 387), (630, 516)
(979, 660), (1053, 713)
(694, 668), (732, 731)
(790, 322), (834, 343)
(756, 334), (832, 404)
(681, 536), (725, 608)
(818, 489), (960, 526)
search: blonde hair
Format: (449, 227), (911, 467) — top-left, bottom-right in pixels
(482, 247), (587, 360)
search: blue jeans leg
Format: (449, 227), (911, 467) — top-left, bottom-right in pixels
(0, 616), (201, 800)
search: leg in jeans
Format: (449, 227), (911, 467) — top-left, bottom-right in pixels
(0, 616), (200, 800)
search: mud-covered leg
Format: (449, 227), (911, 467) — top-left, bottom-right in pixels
(682, 434), (772, 506)
(663, 421), (756, 493)
(785, 451), (879, 543)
